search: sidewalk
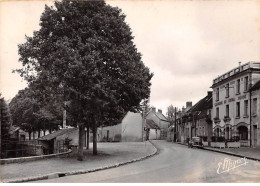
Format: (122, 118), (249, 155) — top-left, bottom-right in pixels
(0, 141), (156, 183)
(203, 146), (260, 161)
(175, 142), (260, 161)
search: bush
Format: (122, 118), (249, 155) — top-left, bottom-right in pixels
(211, 136), (225, 142)
(217, 136), (225, 142)
(211, 136), (217, 142)
(230, 136), (240, 142)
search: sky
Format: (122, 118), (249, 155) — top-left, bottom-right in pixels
(1, 0), (260, 115)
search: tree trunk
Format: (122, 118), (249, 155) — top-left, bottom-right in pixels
(87, 125), (89, 150)
(77, 124), (85, 161)
(33, 131), (35, 139)
(29, 131), (31, 140)
(38, 129), (41, 138)
(43, 130), (46, 136)
(92, 121), (97, 155)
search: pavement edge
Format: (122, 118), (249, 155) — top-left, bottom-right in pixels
(175, 142), (260, 162)
(4, 141), (159, 183)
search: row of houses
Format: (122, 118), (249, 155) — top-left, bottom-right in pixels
(173, 61), (260, 148)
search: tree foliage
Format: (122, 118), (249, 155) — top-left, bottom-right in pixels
(16, 0), (153, 159)
(0, 95), (12, 140)
(9, 87), (62, 138)
(167, 105), (176, 125)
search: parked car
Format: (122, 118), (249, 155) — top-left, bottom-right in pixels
(188, 137), (204, 148)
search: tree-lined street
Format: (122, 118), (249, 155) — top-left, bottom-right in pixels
(33, 141), (260, 183)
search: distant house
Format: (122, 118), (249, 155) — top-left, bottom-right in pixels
(38, 127), (87, 154)
(177, 92), (213, 144)
(146, 108), (170, 139)
(145, 119), (160, 140)
(9, 126), (27, 141)
(98, 112), (143, 142)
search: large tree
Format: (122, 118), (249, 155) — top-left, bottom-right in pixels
(0, 95), (12, 141)
(16, 0), (153, 160)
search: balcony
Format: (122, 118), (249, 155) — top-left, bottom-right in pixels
(223, 116), (231, 122)
(213, 117), (221, 124)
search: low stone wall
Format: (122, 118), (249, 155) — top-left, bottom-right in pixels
(0, 150), (72, 165)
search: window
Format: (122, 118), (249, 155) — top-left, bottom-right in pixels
(244, 76), (249, 91)
(225, 83), (229, 98)
(236, 102), (240, 117)
(226, 104), (229, 117)
(216, 88), (219, 101)
(253, 98), (257, 115)
(216, 107), (219, 118)
(236, 79), (240, 94)
(244, 100), (248, 116)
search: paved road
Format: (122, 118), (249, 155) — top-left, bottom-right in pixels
(35, 140), (260, 183)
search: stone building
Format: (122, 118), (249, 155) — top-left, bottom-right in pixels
(211, 62), (260, 147)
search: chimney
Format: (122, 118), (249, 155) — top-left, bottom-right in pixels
(158, 109), (162, 114)
(186, 101), (192, 108)
(207, 91), (213, 97)
(151, 107), (156, 112)
(182, 106), (185, 112)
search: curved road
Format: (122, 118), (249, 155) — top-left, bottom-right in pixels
(36, 140), (260, 182)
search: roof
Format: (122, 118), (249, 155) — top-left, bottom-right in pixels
(38, 128), (77, 141)
(155, 112), (168, 121)
(187, 92), (212, 119)
(146, 119), (160, 129)
(9, 126), (20, 134)
(251, 80), (260, 91)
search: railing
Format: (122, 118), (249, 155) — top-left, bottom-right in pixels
(1, 140), (39, 159)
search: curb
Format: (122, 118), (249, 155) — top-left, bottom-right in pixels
(202, 147), (260, 162)
(173, 142), (260, 162)
(4, 141), (158, 183)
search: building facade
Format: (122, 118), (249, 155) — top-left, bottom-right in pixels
(250, 80), (260, 148)
(176, 93), (213, 145)
(211, 62), (260, 147)
(146, 108), (170, 140)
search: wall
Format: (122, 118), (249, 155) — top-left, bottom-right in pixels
(96, 112), (143, 142)
(251, 89), (260, 148)
(121, 112), (143, 142)
(149, 129), (160, 140)
(97, 124), (122, 142)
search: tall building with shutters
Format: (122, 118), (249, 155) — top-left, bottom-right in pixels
(211, 62), (260, 147)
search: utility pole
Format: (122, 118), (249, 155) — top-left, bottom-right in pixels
(142, 106), (145, 142)
(174, 107), (177, 142)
